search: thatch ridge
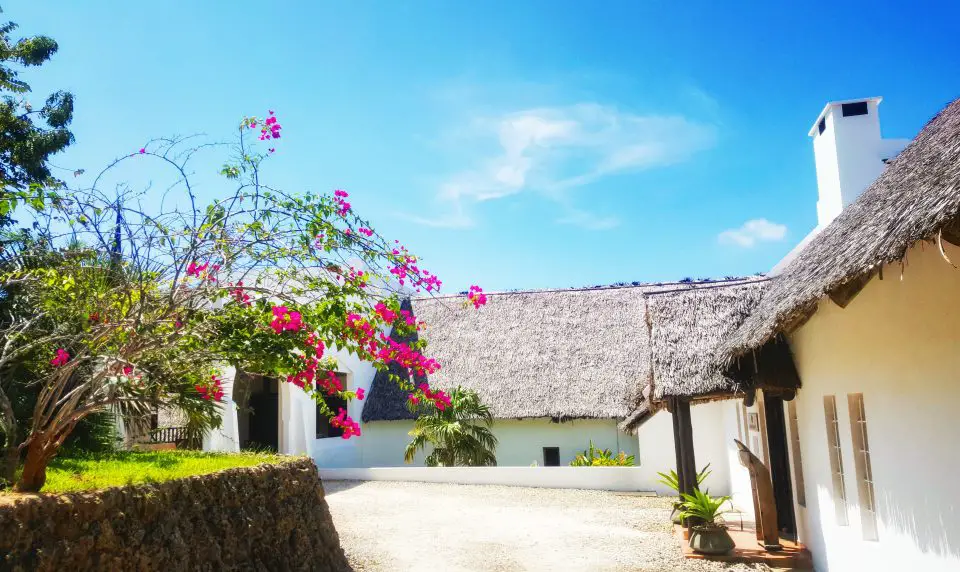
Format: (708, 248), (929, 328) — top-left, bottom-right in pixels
(720, 97), (960, 362)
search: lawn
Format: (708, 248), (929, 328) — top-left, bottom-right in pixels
(35, 450), (289, 493)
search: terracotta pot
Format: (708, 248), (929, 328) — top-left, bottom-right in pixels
(688, 525), (735, 555)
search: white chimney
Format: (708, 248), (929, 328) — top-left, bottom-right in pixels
(809, 97), (908, 227)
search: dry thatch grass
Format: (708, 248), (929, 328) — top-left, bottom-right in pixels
(362, 278), (768, 425)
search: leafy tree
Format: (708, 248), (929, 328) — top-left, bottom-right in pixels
(0, 111), (479, 491)
(0, 10), (74, 226)
(404, 386), (498, 466)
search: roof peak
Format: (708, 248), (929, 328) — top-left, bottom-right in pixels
(414, 275), (767, 301)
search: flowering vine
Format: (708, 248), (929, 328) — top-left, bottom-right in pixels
(196, 373), (225, 401)
(50, 348), (70, 367)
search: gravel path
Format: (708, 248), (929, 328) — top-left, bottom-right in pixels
(324, 480), (771, 572)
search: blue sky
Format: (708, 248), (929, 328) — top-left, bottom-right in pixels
(11, 1), (960, 291)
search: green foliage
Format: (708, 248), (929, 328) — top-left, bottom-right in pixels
(678, 487), (732, 525)
(656, 463), (712, 494)
(60, 412), (118, 455)
(569, 440), (635, 466)
(38, 450), (287, 493)
(0, 109), (455, 490)
(404, 386), (498, 467)
(0, 13), (74, 225)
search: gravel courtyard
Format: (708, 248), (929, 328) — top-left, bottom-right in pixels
(324, 480), (771, 572)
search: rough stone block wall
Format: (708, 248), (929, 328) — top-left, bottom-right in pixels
(0, 458), (350, 571)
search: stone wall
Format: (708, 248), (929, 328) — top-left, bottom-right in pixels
(0, 458), (349, 571)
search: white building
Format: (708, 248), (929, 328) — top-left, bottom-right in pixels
(704, 96), (960, 570)
(197, 93), (960, 570)
(202, 279), (766, 495)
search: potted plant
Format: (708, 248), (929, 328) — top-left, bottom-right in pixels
(679, 488), (735, 555)
(656, 463), (712, 524)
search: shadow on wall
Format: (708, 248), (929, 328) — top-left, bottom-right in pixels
(880, 489), (960, 562)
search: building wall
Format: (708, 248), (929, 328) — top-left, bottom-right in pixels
(205, 338), (735, 496)
(787, 240), (960, 571)
(355, 417), (638, 469)
(637, 403), (733, 496)
(319, 466), (656, 492)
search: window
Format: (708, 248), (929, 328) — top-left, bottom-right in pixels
(841, 101), (869, 117)
(543, 447), (560, 467)
(818, 117), (826, 134)
(848, 393), (878, 540)
(317, 373), (349, 439)
(788, 401), (806, 507)
(737, 403), (747, 443)
(823, 395), (848, 524)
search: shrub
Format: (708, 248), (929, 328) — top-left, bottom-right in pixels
(569, 440), (635, 466)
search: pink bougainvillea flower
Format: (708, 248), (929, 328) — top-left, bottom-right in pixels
(356, 387), (365, 401)
(231, 281), (252, 306)
(330, 408), (361, 439)
(50, 348), (70, 367)
(467, 285), (487, 309)
(139, 148), (145, 154)
(122, 365), (134, 376)
(186, 261), (208, 278)
(196, 374), (225, 402)
(269, 305), (305, 334)
(374, 302), (397, 324)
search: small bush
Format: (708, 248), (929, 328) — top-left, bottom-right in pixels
(570, 440), (635, 466)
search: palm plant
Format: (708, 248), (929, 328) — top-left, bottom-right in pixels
(404, 386), (498, 467)
(656, 462), (712, 493)
(679, 488), (732, 528)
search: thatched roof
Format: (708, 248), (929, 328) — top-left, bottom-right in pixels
(618, 278), (772, 433)
(362, 277), (769, 424)
(647, 280), (767, 400)
(720, 97), (960, 362)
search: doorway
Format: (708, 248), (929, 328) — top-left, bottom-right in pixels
(242, 375), (279, 451)
(763, 391), (798, 540)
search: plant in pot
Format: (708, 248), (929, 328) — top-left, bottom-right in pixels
(679, 488), (735, 555)
(656, 463), (712, 524)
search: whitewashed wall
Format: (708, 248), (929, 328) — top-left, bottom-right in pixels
(357, 418), (638, 469)
(635, 403), (733, 496)
(203, 365), (240, 452)
(205, 341), (736, 497)
(786, 241), (960, 571)
(320, 466), (655, 492)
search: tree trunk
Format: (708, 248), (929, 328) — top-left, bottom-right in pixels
(0, 445), (17, 488)
(15, 439), (51, 493)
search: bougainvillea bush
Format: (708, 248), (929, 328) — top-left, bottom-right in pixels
(0, 111), (484, 491)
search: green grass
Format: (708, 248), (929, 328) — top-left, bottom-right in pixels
(37, 450), (290, 493)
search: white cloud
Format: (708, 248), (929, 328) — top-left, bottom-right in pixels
(411, 103), (717, 228)
(718, 218), (788, 248)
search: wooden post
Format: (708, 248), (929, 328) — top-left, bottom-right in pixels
(671, 397), (687, 499)
(675, 399), (699, 529)
(735, 438), (783, 551)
